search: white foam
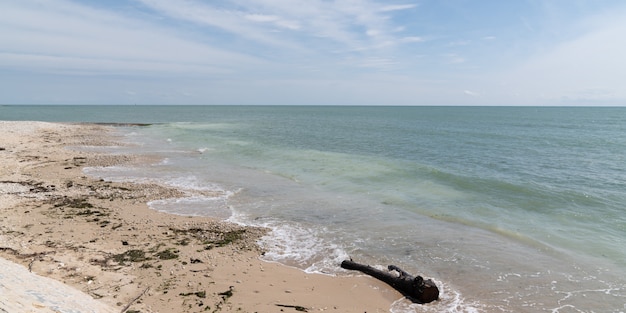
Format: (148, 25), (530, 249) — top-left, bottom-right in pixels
(390, 280), (483, 313)
(163, 175), (219, 192)
(84, 165), (238, 219)
(153, 158), (171, 166)
(254, 221), (350, 274)
(148, 195), (233, 219)
(249, 220), (488, 312)
(225, 207), (248, 226)
(85, 165), (229, 193)
(83, 165), (144, 182)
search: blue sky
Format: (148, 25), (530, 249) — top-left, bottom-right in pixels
(1, 0), (625, 105)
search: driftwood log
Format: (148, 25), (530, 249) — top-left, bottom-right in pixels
(340, 259), (439, 303)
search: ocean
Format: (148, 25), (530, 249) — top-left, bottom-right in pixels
(3, 105), (625, 312)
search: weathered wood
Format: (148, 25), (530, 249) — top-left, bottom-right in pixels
(340, 259), (439, 303)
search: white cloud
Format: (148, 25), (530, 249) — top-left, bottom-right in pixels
(0, 0), (432, 88)
(0, 0), (262, 77)
(379, 4), (417, 12)
(245, 13), (301, 30)
(5, 0), (532, 106)
(136, 0), (300, 50)
(366, 29), (381, 37)
(355, 57), (398, 69)
(504, 8), (626, 104)
(274, 19), (301, 30)
(447, 40), (471, 47)
(464, 90), (481, 97)
(245, 13), (279, 23)
(445, 53), (466, 64)
(137, 0), (421, 56)
(401, 36), (424, 43)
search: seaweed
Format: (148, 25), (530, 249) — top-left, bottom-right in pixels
(76, 208), (108, 217)
(155, 248), (179, 260)
(53, 197), (94, 209)
(112, 249), (150, 264)
(179, 291), (206, 298)
(215, 230), (246, 247)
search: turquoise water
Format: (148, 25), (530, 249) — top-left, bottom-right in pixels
(3, 105), (626, 312)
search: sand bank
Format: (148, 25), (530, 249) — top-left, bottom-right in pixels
(0, 121), (396, 312)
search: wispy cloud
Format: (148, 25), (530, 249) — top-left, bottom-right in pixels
(3, 0), (624, 105)
(352, 57), (399, 69)
(0, 0), (261, 77)
(464, 90), (481, 97)
(504, 5), (626, 104)
(401, 36), (425, 43)
(137, 0), (422, 55)
(447, 40), (471, 47)
(0, 0), (430, 104)
(379, 4), (418, 12)
(245, 14), (301, 30)
(136, 0), (301, 50)
(444, 53), (466, 64)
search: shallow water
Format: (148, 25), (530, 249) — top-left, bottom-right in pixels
(5, 105), (626, 312)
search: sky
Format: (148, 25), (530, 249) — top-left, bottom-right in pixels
(1, 0), (625, 106)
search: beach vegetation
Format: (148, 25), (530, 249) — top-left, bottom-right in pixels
(148, 242), (165, 253)
(139, 262), (153, 269)
(76, 208), (108, 217)
(158, 278), (175, 293)
(112, 249), (150, 264)
(212, 229), (247, 248)
(168, 226), (252, 252)
(53, 197), (94, 209)
(1, 229), (24, 236)
(155, 248), (179, 260)
(179, 290), (207, 298)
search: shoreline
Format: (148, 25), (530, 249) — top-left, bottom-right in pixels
(0, 121), (397, 312)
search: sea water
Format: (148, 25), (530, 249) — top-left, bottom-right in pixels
(3, 105), (626, 312)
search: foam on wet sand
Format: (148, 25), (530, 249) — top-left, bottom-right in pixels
(0, 121), (395, 313)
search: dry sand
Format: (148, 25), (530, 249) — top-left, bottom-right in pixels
(0, 121), (398, 312)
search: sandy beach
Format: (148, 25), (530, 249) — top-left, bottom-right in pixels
(0, 121), (396, 313)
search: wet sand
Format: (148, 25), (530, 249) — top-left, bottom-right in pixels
(0, 121), (396, 312)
